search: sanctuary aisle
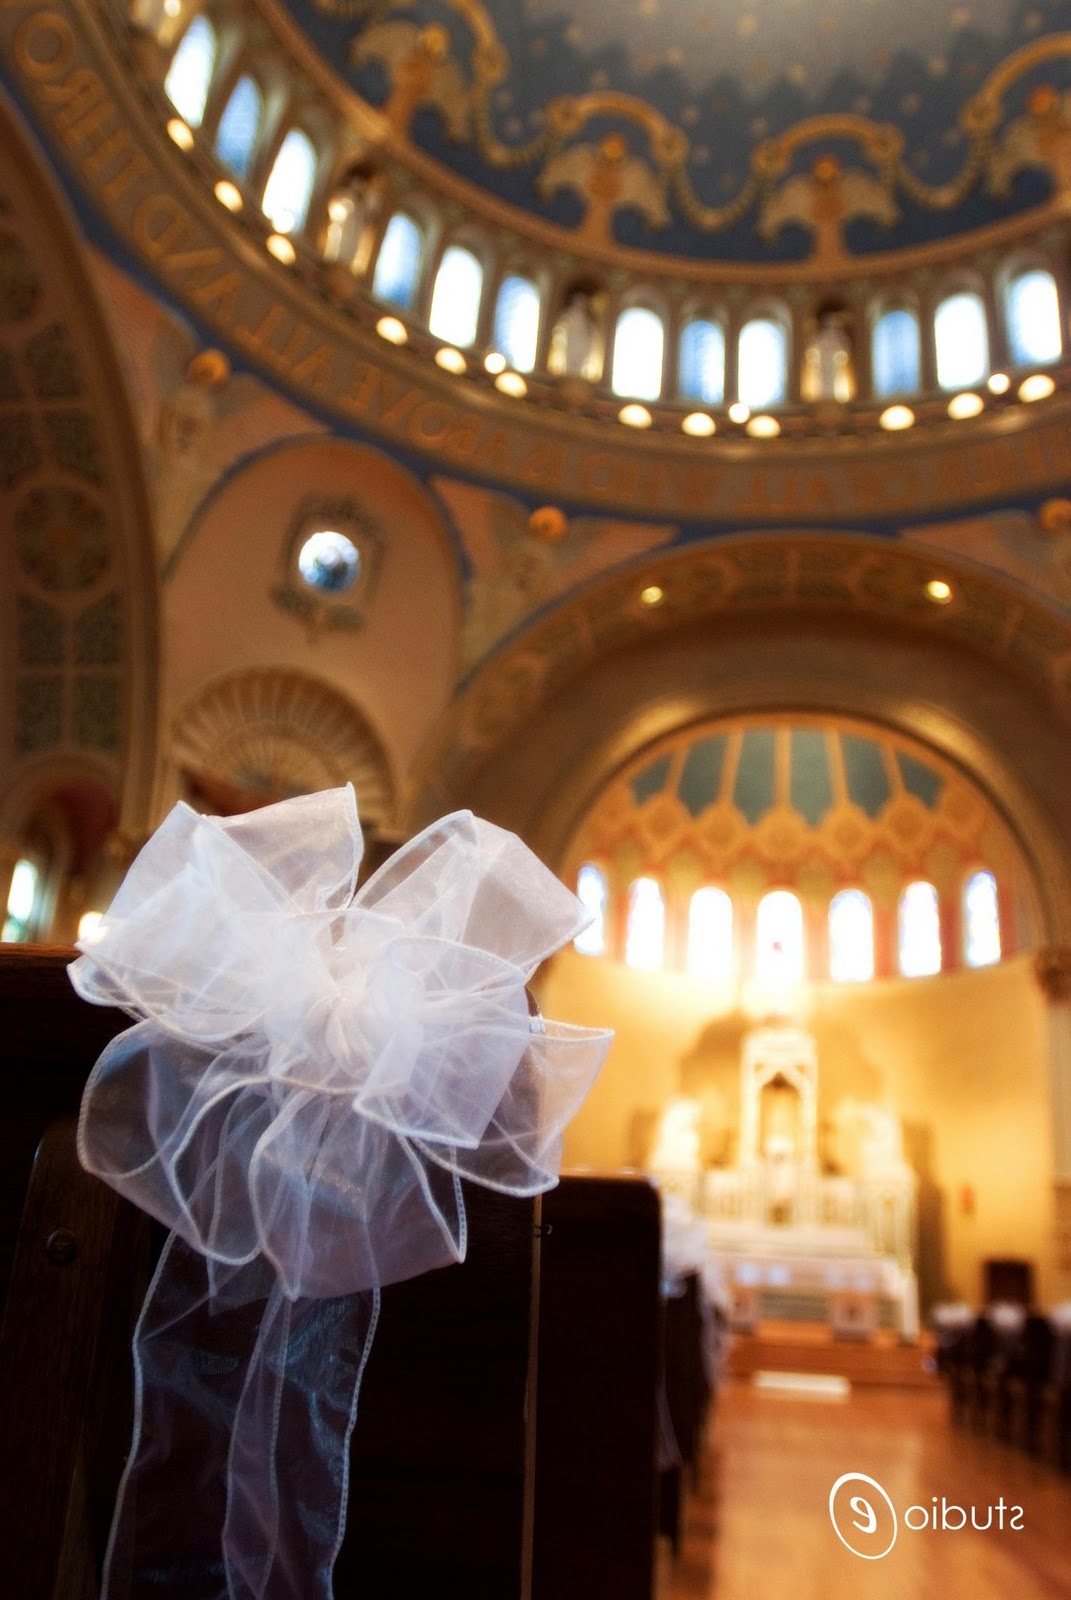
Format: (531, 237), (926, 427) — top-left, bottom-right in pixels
(665, 1383), (1071, 1600)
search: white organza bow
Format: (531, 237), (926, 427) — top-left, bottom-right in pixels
(71, 787), (611, 1600)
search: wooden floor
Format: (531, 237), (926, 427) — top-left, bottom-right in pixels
(664, 1380), (1071, 1600)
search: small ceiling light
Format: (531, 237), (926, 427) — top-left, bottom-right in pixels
(1019, 372), (1055, 403)
(266, 232), (296, 265)
(681, 411), (716, 437)
(164, 0), (181, 15)
(947, 391), (984, 420)
(484, 351), (507, 375)
(618, 403), (653, 428)
(327, 198), (350, 223)
(746, 413), (781, 438)
(987, 372), (1011, 395)
(640, 584), (664, 606)
(214, 179), (242, 212)
(879, 403), (915, 431)
(435, 346), (467, 374)
(376, 315), (408, 346)
(728, 401), (750, 424)
(166, 118), (194, 151)
(495, 370), (527, 398)
(925, 578), (953, 604)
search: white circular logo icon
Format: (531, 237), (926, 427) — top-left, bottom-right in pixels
(828, 1472), (898, 1560)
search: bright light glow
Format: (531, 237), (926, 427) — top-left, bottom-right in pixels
(880, 404), (915, 431)
(898, 881), (942, 977)
(495, 371), (527, 397)
(738, 317), (788, 409)
(728, 401), (750, 424)
(746, 414), (780, 438)
(164, 14), (216, 127)
(266, 233), (296, 265)
(214, 179), (242, 212)
(682, 411), (716, 437)
(872, 306), (921, 398)
(625, 877), (665, 971)
(964, 869), (1001, 967)
(376, 315), (408, 345)
(215, 75), (261, 179)
(618, 403), (652, 428)
(687, 887), (733, 982)
(640, 585), (664, 606)
(934, 292), (989, 389)
(1007, 268), (1062, 367)
(1019, 372), (1055, 402)
(6, 860), (38, 923)
(987, 372), (1010, 394)
(262, 128), (316, 233)
(77, 910), (104, 944)
(435, 346), (467, 374)
(947, 391), (984, 419)
(372, 212), (422, 309)
(679, 317), (725, 405)
(429, 246), (483, 347)
(574, 864), (608, 956)
(484, 351), (507, 374)
(612, 307), (665, 400)
(926, 578), (953, 603)
(297, 529), (360, 593)
(493, 275), (541, 373)
(166, 117), (194, 150)
(756, 890), (805, 987)
(829, 889), (874, 982)
(164, 0), (181, 16)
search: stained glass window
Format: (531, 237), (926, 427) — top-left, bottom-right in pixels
(829, 889), (875, 982)
(738, 317), (788, 409)
(755, 890), (804, 986)
(687, 887), (733, 982)
(429, 246), (484, 347)
(872, 307), (921, 397)
(372, 213), (423, 309)
(215, 75), (261, 179)
(262, 129), (317, 234)
(964, 870), (1001, 967)
(1006, 269), (1062, 367)
(898, 881), (942, 977)
(164, 14), (216, 127)
(575, 864), (608, 956)
(611, 307), (665, 400)
(625, 877), (665, 970)
(297, 530), (360, 593)
(934, 292), (989, 390)
(493, 276), (541, 372)
(2, 858), (39, 943)
(679, 318), (725, 405)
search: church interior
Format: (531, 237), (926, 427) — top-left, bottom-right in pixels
(7, 0), (1071, 1594)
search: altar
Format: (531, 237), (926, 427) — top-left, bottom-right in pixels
(649, 1020), (919, 1341)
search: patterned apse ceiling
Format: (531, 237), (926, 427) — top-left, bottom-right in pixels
(285, 0), (1071, 259)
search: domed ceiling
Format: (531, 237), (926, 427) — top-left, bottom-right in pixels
(284, 0), (1071, 259)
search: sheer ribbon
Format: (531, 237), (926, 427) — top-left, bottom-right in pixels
(70, 787), (611, 1600)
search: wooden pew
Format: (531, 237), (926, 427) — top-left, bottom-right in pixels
(0, 947), (538, 1600)
(532, 1173), (662, 1600)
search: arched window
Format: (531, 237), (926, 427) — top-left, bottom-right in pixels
(679, 318), (725, 405)
(611, 307), (665, 400)
(687, 887), (733, 981)
(164, 14), (216, 127)
(215, 75), (262, 179)
(625, 877), (665, 971)
(429, 245), (484, 347)
(2, 858), (40, 943)
(872, 307), (921, 397)
(934, 292), (989, 390)
(738, 317), (788, 409)
(898, 881), (942, 977)
(262, 129), (317, 234)
(1006, 268), (1062, 367)
(574, 864), (608, 957)
(493, 275), (541, 372)
(829, 889), (875, 982)
(372, 212), (423, 309)
(755, 890), (804, 987)
(963, 870), (1001, 967)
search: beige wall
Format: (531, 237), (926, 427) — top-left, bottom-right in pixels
(540, 950), (1056, 1307)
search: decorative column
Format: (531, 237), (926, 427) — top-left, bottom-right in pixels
(1033, 946), (1071, 1282)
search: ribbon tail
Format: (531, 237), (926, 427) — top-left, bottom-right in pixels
(223, 1285), (381, 1600)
